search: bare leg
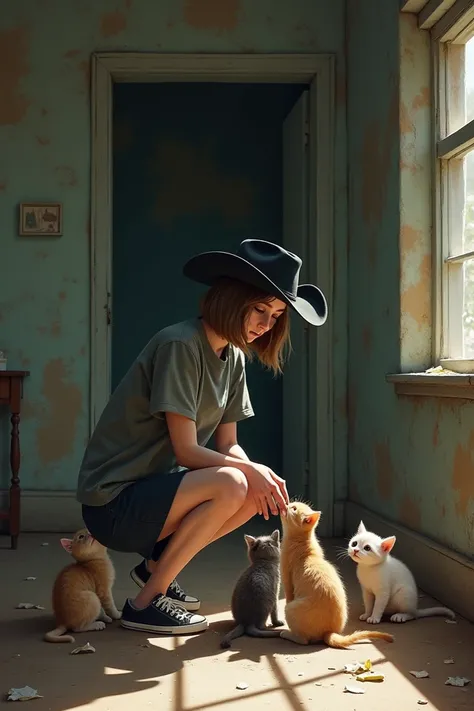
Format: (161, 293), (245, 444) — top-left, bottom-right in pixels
(134, 466), (248, 608)
(146, 493), (258, 574)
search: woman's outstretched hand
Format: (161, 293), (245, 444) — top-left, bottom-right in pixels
(243, 462), (289, 520)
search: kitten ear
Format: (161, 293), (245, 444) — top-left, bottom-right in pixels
(270, 529), (280, 543)
(60, 538), (73, 554)
(357, 520), (366, 534)
(380, 535), (396, 553)
(244, 534), (256, 549)
(304, 511), (321, 526)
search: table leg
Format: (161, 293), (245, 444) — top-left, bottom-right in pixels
(9, 379), (21, 550)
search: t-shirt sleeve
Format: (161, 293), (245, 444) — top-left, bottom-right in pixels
(220, 350), (255, 424)
(149, 341), (200, 421)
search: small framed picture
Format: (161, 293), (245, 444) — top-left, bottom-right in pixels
(19, 202), (63, 236)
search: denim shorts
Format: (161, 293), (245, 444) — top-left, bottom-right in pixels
(82, 469), (188, 560)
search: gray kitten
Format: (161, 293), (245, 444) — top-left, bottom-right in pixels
(220, 529), (284, 649)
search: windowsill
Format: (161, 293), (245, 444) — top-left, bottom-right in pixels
(386, 368), (474, 399)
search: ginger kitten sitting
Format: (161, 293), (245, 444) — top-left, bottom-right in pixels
(279, 502), (394, 648)
(44, 528), (121, 643)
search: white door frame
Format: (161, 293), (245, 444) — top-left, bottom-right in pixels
(90, 52), (336, 535)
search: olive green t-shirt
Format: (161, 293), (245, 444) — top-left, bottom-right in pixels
(76, 317), (254, 506)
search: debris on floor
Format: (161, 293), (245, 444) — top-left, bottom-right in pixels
(40, 543), (49, 547)
(344, 684), (365, 694)
(24, 577), (36, 581)
(343, 658), (385, 682)
(6, 686), (42, 702)
(443, 658), (454, 664)
(417, 700), (428, 705)
(70, 642), (96, 655)
(410, 670), (430, 679)
(16, 603), (45, 610)
(236, 682), (249, 691)
(445, 619), (457, 624)
(445, 676), (471, 687)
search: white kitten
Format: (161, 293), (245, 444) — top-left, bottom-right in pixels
(347, 521), (455, 624)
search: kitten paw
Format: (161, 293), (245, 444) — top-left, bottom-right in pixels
(108, 610), (122, 620)
(273, 619), (285, 627)
(359, 613), (370, 621)
(366, 615), (382, 625)
(102, 614), (113, 624)
(390, 613), (413, 623)
(93, 621), (106, 631)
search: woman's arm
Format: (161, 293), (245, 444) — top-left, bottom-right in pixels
(215, 422), (250, 462)
(166, 413), (250, 471)
(166, 412), (288, 517)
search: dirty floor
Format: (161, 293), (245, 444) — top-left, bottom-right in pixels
(0, 524), (473, 711)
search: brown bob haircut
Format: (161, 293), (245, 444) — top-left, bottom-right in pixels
(200, 277), (291, 374)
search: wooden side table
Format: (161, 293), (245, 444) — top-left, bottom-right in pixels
(0, 370), (29, 549)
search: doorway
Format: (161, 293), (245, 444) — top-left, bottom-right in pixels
(112, 82), (306, 477)
(90, 53), (335, 533)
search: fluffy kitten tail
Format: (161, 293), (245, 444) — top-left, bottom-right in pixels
(246, 625), (283, 639)
(323, 630), (394, 649)
(220, 624), (245, 649)
(44, 626), (75, 643)
(416, 606), (455, 620)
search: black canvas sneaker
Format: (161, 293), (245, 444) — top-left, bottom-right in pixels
(130, 560), (201, 611)
(120, 593), (208, 634)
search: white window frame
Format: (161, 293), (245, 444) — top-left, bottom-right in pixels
(434, 4), (474, 373)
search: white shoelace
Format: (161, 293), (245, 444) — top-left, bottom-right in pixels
(155, 595), (190, 621)
(170, 579), (185, 597)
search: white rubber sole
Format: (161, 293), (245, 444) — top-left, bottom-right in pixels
(120, 617), (209, 635)
(129, 568), (202, 612)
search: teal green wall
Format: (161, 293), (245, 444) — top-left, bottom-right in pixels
(347, 2), (474, 559)
(0, 1), (346, 494)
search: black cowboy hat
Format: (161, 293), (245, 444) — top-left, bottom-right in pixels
(183, 238), (328, 326)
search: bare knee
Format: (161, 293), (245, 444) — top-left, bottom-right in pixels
(216, 467), (248, 508)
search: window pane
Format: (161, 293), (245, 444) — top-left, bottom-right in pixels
(463, 258), (474, 358)
(447, 35), (474, 134)
(463, 150), (474, 252)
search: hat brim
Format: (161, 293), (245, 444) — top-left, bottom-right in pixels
(183, 251), (328, 327)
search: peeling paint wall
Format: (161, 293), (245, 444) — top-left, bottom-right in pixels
(0, 0), (346, 496)
(348, 4), (474, 558)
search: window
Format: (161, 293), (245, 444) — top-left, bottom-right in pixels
(435, 9), (474, 372)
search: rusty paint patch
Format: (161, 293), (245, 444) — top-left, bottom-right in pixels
(400, 253), (430, 327)
(452, 430), (474, 517)
(100, 11), (127, 37)
(36, 359), (82, 465)
(399, 101), (413, 134)
(374, 441), (395, 502)
(0, 27), (30, 126)
(64, 49), (81, 59)
(79, 346), (86, 357)
(36, 135), (50, 146)
(400, 224), (421, 252)
(184, 0), (240, 31)
(398, 491), (421, 530)
(59, 291), (66, 301)
(56, 165), (77, 187)
(412, 87), (429, 110)
(37, 321), (61, 337)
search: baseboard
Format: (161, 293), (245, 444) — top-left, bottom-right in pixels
(345, 501), (474, 623)
(0, 490), (84, 533)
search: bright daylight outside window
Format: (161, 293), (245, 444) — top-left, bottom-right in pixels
(439, 30), (474, 369)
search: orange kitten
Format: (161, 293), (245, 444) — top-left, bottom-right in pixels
(279, 502), (394, 648)
(44, 528), (121, 643)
